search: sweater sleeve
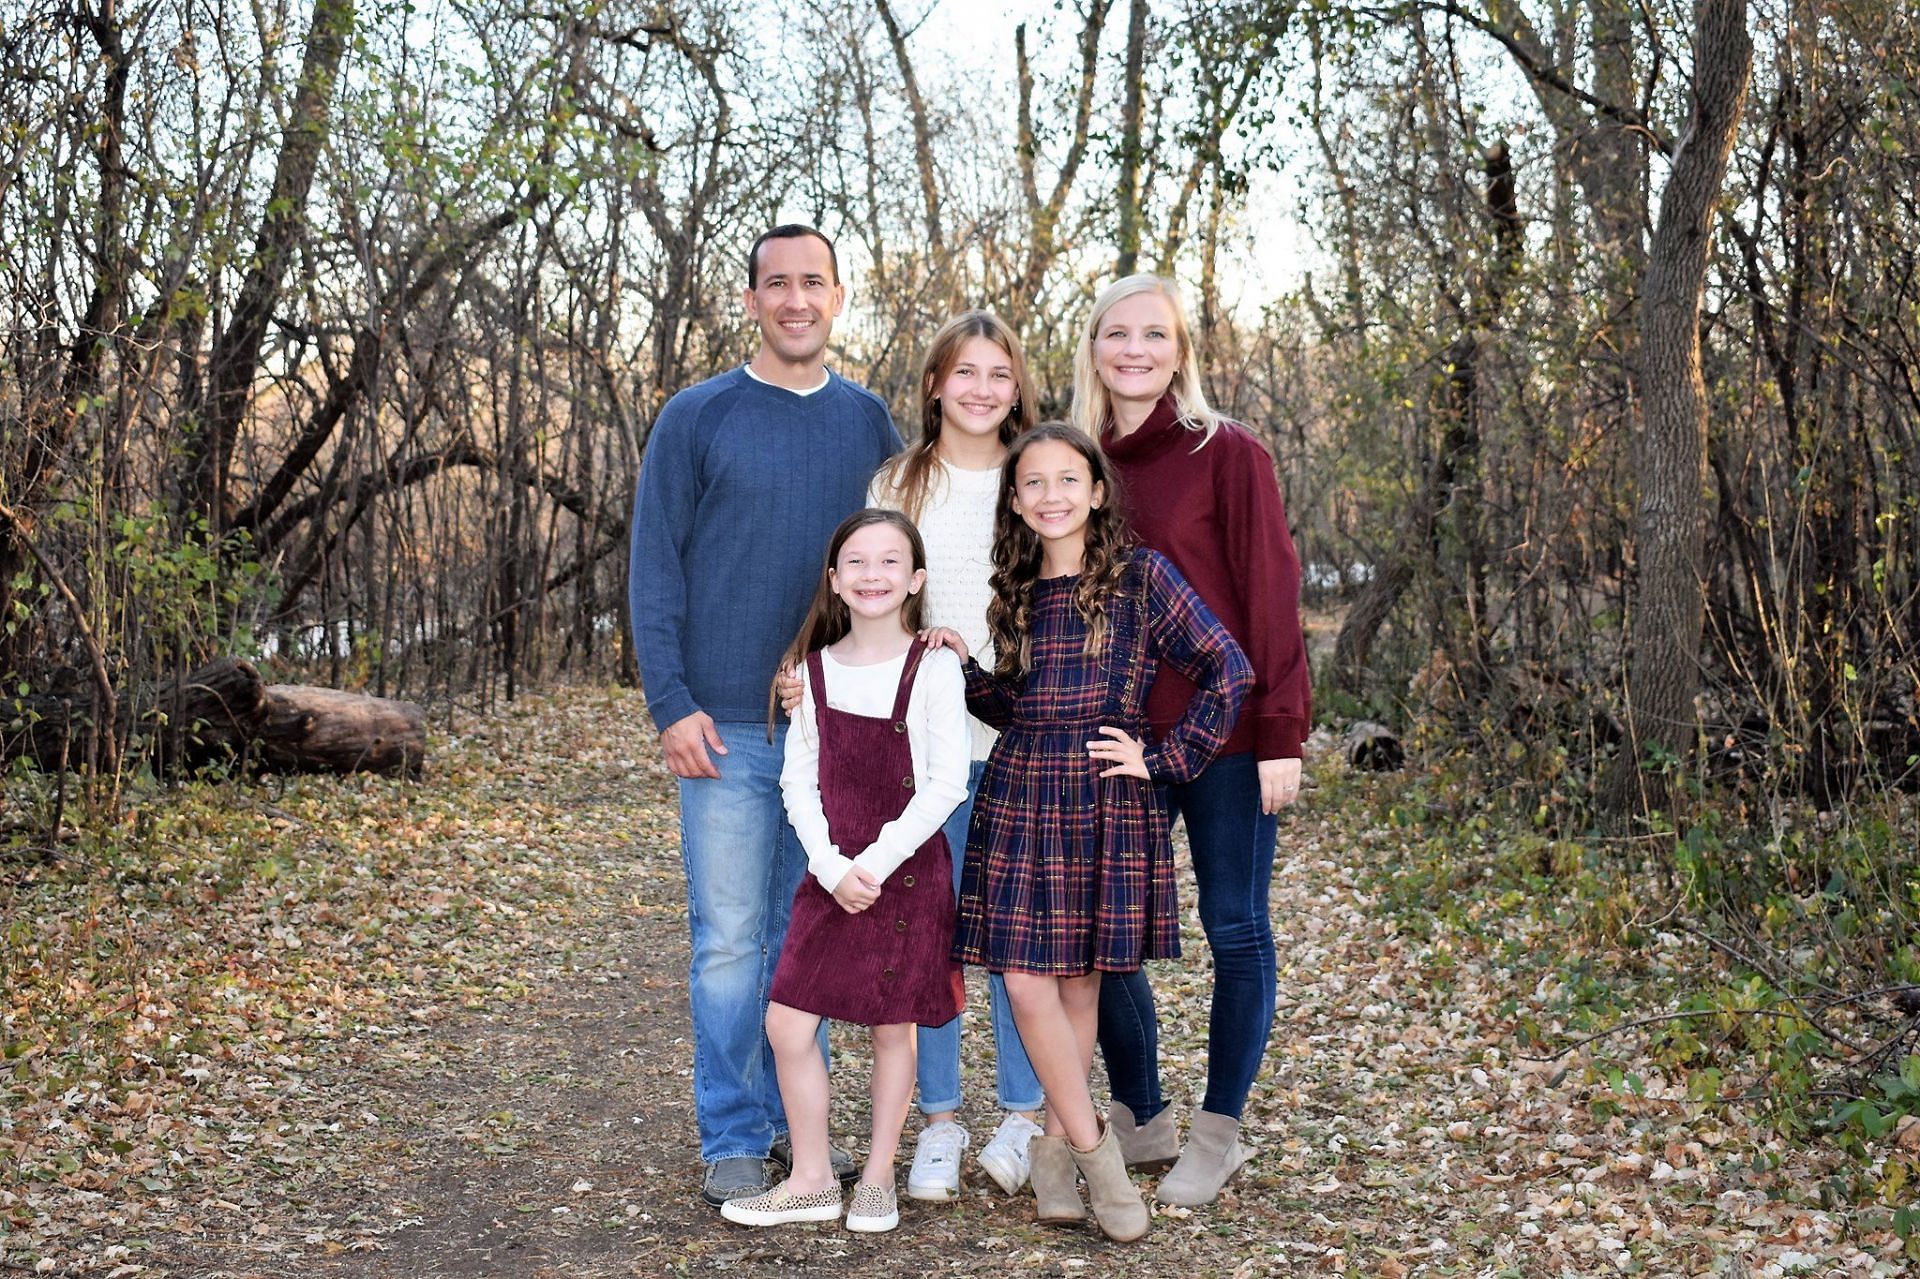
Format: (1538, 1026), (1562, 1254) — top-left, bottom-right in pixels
(851, 651), (970, 885)
(874, 396), (906, 460)
(1139, 552), (1253, 785)
(1220, 429), (1312, 759)
(779, 666), (856, 893)
(627, 402), (701, 731)
(962, 656), (1023, 730)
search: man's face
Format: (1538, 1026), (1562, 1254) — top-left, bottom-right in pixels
(743, 235), (845, 366)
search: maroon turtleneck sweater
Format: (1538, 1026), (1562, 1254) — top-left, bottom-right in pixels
(1101, 395), (1311, 761)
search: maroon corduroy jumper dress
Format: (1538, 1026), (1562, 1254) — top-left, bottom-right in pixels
(769, 641), (965, 1028)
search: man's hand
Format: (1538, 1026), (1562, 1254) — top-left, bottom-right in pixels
(1259, 757), (1302, 813)
(775, 664), (803, 716)
(832, 865), (881, 913)
(661, 711), (727, 779)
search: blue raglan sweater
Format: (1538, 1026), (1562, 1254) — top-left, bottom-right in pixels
(628, 367), (900, 730)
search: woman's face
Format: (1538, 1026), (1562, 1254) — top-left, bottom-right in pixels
(937, 335), (1019, 442)
(1091, 291), (1181, 409)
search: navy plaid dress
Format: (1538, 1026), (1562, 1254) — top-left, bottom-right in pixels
(951, 549), (1252, 976)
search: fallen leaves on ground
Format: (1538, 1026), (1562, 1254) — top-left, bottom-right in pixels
(0, 688), (1910, 1276)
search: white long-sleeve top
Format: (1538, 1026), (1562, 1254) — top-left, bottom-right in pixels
(870, 459), (1000, 761)
(780, 644), (970, 894)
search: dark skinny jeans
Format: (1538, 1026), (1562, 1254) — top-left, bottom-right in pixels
(1097, 750), (1279, 1121)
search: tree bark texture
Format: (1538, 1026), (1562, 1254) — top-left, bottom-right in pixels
(1604, 0), (1753, 819)
(256, 683), (427, 776)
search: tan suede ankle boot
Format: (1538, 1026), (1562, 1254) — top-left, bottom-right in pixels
(1109, 1100), (1178, 1172)
(1068, 1119), (1150, 1242)
(1027, 1135), (1087, 1225)
(1154, 1110), (1249, 1206)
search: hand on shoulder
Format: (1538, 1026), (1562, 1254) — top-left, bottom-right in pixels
(919, 627), (971, 665)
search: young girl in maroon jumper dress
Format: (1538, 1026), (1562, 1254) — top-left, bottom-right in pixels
(926, 424), (1251, 1242)
(721, 509), (970, 1234)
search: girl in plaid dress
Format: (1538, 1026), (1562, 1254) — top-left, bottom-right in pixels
(927, 423), (1251, 1241)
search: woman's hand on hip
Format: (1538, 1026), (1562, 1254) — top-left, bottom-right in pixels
(1259, 757), (1302, 813)
(1088, 725), (1149, 780)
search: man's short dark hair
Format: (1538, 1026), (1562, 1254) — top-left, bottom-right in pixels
(748, 224), (839, 289)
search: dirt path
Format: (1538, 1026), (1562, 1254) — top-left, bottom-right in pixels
(110, 690), (1903, 1278)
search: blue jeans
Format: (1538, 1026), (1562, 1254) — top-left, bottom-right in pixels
(678, 721), (821, 1161)
(916, 760), (1045, 1115)
(1097, 750), (1278, 1121)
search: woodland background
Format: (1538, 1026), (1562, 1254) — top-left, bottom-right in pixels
(5, 0), (1920, 1207)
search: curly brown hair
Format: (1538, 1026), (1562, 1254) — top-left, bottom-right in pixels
(985, 423), (1135, 677)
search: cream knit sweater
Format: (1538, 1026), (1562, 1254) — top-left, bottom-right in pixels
(870, 458), (1001, 762)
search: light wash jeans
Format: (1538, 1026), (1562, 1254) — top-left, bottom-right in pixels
(916, 759), (1045, 1115)
(677, 720), (823, 1162)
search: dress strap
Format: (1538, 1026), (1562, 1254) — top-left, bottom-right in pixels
(888, 638), (929, 728)
(805, 648), (829, 741)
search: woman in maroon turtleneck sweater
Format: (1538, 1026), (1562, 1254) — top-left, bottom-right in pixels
(1071, 274), (1310, 1207)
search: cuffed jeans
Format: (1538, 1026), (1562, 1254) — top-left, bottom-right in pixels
(916, 760), (1045, 1115)
(1097, 750), (1279, 1121)
(678, 720), (823, 1162)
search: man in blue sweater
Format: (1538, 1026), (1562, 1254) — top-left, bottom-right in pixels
(628, 225), (900, 1207)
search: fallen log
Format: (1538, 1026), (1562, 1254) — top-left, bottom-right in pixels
(256, 683), (426, 776)
(2, 657), (266, 772)
(1, 658), (426, 776)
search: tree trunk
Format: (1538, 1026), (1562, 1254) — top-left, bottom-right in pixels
(1332, 138), (1521, 694)
(1011, 1), (1112, 315)
(188, 0), (355, 537)
(873, 0), (943, 254)
(0, 5), (132, 677)
(1603, 0), (1753, 821)
(1115, 0), (1149, 275)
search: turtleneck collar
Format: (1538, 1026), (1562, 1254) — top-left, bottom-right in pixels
(1099, 393), (1187, 462)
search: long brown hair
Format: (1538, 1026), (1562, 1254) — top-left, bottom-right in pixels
(985, 423), (1135, 677)
(872, 311), (1040, 523)
(768, 509), (931, 729)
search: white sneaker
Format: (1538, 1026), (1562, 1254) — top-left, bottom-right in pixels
(906, 1120), (968, 1200)
(976, 1111), (1044, 1195)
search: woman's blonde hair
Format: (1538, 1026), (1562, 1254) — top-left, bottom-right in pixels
(1069, 273), (1219, 444)
(873, 310), (1040, 524)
